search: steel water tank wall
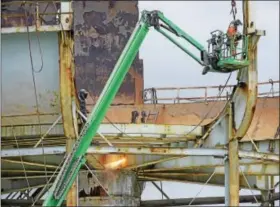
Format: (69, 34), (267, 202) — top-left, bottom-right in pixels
(73, 1), (144, 105)
(1, 32), (63, 137)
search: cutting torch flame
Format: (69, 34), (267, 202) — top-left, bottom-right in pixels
(104, 158), (126, 169)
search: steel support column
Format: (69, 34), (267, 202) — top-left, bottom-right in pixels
(228, 102), (240, 206)
(59, 28), (78, 206)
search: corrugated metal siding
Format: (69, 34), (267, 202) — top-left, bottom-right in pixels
(73, 1), (143, 105)
(1, 32), (61, 128)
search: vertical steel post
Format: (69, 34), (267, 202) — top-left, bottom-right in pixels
(59, 30), (78, 206)
(227, 102), (240, 206)
(224, 155), (230, 206)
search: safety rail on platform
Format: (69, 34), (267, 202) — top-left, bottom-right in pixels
(1, 1), (72, 33)
(143, 80), (279, 104)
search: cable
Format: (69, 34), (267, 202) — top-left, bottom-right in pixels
(188, 170), (216, 206)
(12, 127), (34, 203)
(230, 0), (238, 21)
(185, 72), (233, 138)
(31, 154), (67, 206)
(239, 166), (259, 204)
(23, 3), (44, 73)
(24, 2), (49, 191)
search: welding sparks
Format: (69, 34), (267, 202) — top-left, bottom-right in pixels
(104, 158), (126, 169)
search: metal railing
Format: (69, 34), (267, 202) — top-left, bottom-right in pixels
(143, 80), (279, 104)
(1, 1), (72, 33)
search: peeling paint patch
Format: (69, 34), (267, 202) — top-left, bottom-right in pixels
(73, 1), (143, 105)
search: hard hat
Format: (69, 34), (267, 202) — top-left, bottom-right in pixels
(80, 89), (88, 94)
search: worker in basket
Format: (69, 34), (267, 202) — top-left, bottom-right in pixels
(226, 19), (243, 57)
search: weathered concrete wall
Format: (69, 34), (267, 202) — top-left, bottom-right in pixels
(73, 1), (144, 105)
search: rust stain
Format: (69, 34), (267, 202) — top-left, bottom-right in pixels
(84, 97), (280, 142)
(243, 97), (279, 142)
(1, 1), (60, 28)
(150, 148), (168, 154)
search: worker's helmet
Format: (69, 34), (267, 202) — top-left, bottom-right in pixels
(80, 89), (88, 94)
(79, 89), (89, 99)
(232, 19), (242, 27)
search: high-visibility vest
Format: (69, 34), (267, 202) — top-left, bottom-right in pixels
(227, 25), (237, 38)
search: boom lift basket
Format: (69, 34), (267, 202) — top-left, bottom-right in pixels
(207, 30), (249, 73)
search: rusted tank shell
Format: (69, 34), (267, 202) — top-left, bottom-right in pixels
(73, 1), (144, 105)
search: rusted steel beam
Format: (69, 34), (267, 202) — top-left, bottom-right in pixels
(124, 156), (184, 170)
(2, 193), (279, 207)
(2, 175), (56, 180)
(234, 1), (265, 140)
(2, 146), (279, 162)
(140, 193), (280, 206)
(59, 27), (78, 207)
(1, 158), (59, 169)
(226, 102), (240, 206)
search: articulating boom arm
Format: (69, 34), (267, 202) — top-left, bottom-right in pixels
(144, 10), (210, 67)
(43, 10), (248, 206)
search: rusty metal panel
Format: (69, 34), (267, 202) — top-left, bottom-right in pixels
(1, 0), (60, 28)
(1, 32), (61, 127)
(73, 0), (143, 105)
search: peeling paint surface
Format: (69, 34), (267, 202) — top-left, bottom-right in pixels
(73, 1), (143, 105)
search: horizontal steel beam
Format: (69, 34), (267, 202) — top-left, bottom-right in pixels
(97, 124), (202, 137)
(1, 123), (202, 138)
(2, 146), (278, 162)
(2, 193), (279, 207)
(1, 25), (70, 34)
(140, 193), (280, 206)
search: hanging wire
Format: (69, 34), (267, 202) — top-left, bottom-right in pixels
(12, 127), (35, 203)
(239, 166), (259, 204)
(23, 1), (49, 191)
(31, 154), (67, 206)
(84, 163), (111, 197)
(160, 181), (163, 200)
(230, 0), (238, 21)
(22, 3), (44, 73)
(186, 72), (233, 139)
(188, 170), (216, 206)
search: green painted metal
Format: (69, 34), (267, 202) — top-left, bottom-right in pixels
(43, 10), (250, 207)
(156, 28), (204, 65)
(156, 11), (205, 51)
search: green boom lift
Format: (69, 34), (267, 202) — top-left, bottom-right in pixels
(43, 10), (249, 206)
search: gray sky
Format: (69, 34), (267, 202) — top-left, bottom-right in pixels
(139, 1), (279, 89)
(138, 1), (279, 203)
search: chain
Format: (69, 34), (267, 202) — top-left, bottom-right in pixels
(230, 0), (237, 20)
